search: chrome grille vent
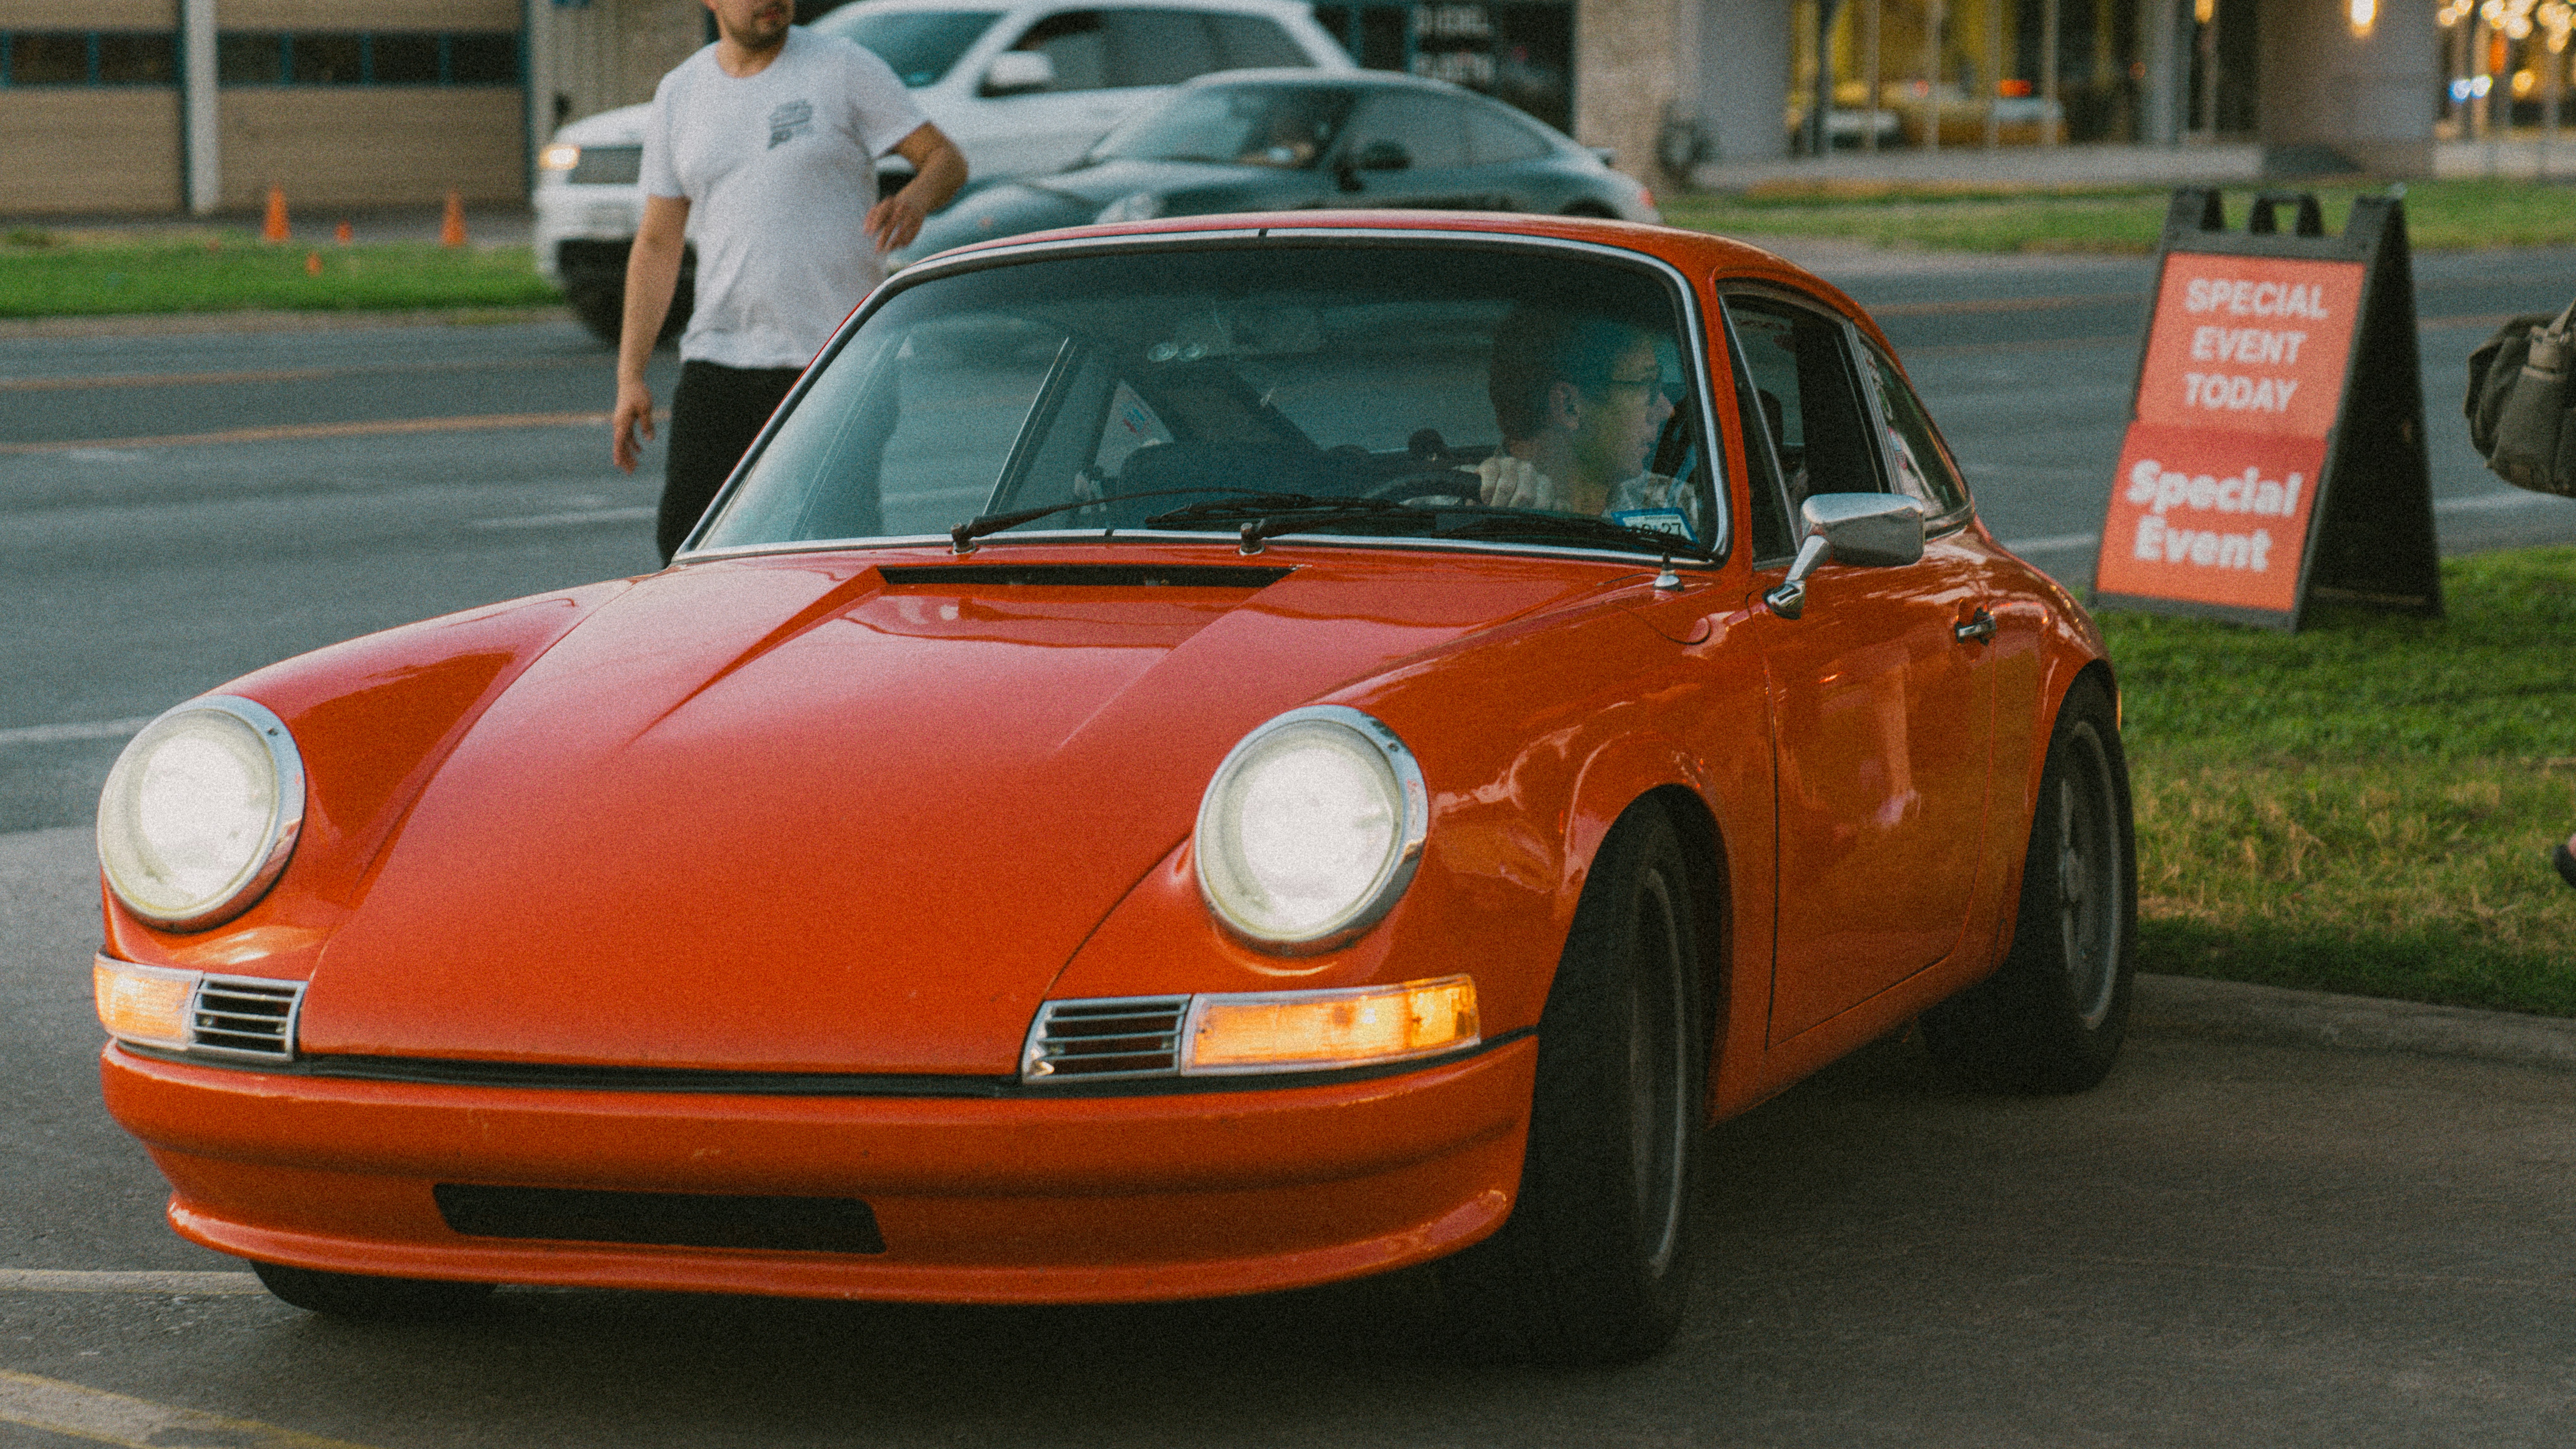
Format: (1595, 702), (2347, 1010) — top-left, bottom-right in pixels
(190, 975), (303, 1061)
(1021, 996), (1189, 1081)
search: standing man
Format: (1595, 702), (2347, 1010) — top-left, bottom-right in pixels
(611, 0), (967, 563)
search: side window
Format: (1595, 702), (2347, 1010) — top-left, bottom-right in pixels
(1209, 15), (1310, 68)
(1719, 307), (1797, 562)
(1009, 10), (1108, 92)
(1718, 294), (1882, 512)
(1859, 347), (1972, 519)
(1465, 105), (1550, 165)
(1104, 9), (1223, 87)
(1338, 92), (1470, 171)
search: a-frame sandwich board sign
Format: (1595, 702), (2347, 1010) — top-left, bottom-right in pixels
(2092, 188), (2440, 631)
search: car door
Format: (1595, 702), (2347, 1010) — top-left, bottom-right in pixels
(964, 8), (1315, 179)
(1724, 291), (1998, 1047)
(1324, 90), (1496, 210)
(1462, 101), (1552, 211)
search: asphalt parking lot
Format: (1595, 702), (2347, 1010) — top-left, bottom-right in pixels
(7, 816), (2575, 1448)
(5, 239), (2575, 1447)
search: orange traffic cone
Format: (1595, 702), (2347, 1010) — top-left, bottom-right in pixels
(304, 250), (322, 275)
(440, 190), (466, 248)
(262, 185), (290, 243)
(334, 220), (353, 245)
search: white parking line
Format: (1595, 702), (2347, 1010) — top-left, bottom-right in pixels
(2438, 490), (2570, 512)
(0, 717), (152, 748)
(469, 504), (657, 530)
(0, 1269), (263, 1295)
(2000, 532), (2100, 553)
(0, 1370), (378, 1449)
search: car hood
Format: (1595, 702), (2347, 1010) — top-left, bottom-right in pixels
(551, 102), (650, 148)
(300, 550), (1621, 1075)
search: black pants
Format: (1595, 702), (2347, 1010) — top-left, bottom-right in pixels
(660, 359), (802, 562)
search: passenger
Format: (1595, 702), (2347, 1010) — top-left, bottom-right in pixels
(1476, 306), (1698, 535)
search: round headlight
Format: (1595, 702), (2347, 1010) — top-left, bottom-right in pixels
(1195, 706), (1428, 952)
(97, 697), (304, 932)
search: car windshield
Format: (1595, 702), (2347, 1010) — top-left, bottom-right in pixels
(1089, 85), (1356, 168)
(814, 8), (1002, 87)
(698, 243), (1722, 562)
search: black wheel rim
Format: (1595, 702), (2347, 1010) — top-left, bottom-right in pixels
(2056, 721), (2123, 1029)
(1626, 868), (1690, 1274)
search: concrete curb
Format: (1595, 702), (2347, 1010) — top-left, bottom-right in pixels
(2133, 972), (2576, 1073)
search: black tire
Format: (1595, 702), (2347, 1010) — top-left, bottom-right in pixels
(565, 274), (693, 349)
(250, 1260), (495, 1321)
(566, 283), (627, 347)
(1439, 803), (1706, 1366)
(1923, 675), (2137, 1094)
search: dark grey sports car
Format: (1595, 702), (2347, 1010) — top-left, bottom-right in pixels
(898, 69), (1658, 263)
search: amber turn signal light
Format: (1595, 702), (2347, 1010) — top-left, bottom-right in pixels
(94, 956), (197, 1050)
(1184, 975), (1478, 1074)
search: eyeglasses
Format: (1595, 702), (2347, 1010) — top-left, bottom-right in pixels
(1587, 372), (1678, 403)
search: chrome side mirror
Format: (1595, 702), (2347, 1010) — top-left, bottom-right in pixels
(1763, 492), (1926, 619)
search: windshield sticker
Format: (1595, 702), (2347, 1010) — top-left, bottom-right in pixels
(1608, 507), (1695, 544)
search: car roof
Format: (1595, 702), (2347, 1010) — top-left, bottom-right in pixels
(1180, 68), (1474, 93)
(841, 0), (1324, 15)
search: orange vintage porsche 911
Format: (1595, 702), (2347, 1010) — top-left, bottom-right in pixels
(91, 213), (2133, 1365)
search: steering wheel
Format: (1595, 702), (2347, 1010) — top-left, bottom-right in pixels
(1363, 466), (1480, 503)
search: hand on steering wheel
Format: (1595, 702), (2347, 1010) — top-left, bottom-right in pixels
(1476, 455), (1566, 511)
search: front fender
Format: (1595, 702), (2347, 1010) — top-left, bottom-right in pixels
(101, 580), (634, 973)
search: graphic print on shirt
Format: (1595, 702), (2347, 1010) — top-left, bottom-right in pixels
(768, 99), (814, 149)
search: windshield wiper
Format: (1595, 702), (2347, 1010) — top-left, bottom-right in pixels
(949, 487), (1294, 551)
(1142, 495), (1424, 549)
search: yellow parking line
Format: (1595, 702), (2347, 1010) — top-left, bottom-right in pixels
(0, 1370), (382, 1449)
(0, 1270), (263, 1295)
(0, 410), (617, 456)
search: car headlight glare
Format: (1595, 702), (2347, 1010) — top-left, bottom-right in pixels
(538, 142), (581, 171)
(1196, 706), (1427, 951)
(97, 697), (304, 931)
(1094, 191), (1165, 224)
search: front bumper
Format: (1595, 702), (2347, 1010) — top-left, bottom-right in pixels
(100, 1037), (1534, 1303)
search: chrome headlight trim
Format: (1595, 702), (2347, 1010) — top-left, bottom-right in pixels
(1193, 705), (1428, 954)
(96, 695), (306, 933)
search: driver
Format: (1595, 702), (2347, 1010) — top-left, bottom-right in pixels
(1475, 306), (1698, 534)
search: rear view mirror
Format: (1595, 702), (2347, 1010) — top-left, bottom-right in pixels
(982, 50), (1055, 96)
(1763, 492), (1926, 619)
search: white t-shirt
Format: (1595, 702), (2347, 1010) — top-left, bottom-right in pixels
(639, 28), (928, 370)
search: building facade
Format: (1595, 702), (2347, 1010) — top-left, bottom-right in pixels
(0, 0), (710, 215)
(0, 0), (2454, 217)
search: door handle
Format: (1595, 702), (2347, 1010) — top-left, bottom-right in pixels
(1954, 607), (1996, 644)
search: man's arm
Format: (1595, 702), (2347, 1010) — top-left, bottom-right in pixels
(864, 123), (968, 253)
(612, 192), (691, 474)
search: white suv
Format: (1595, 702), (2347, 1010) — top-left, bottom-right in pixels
(535, 0), (1354, 343)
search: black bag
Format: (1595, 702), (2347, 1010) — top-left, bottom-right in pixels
(2465, 300), (2576, 497)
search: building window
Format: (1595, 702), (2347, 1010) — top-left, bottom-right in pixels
(0, 31), (178, 86)
(214, 32), (524, 87)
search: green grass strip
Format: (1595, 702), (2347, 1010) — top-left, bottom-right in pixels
(1660, 178), (2576, 254)
(2102, 546), (2576, 1015)
(0, 231), (558, 318)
